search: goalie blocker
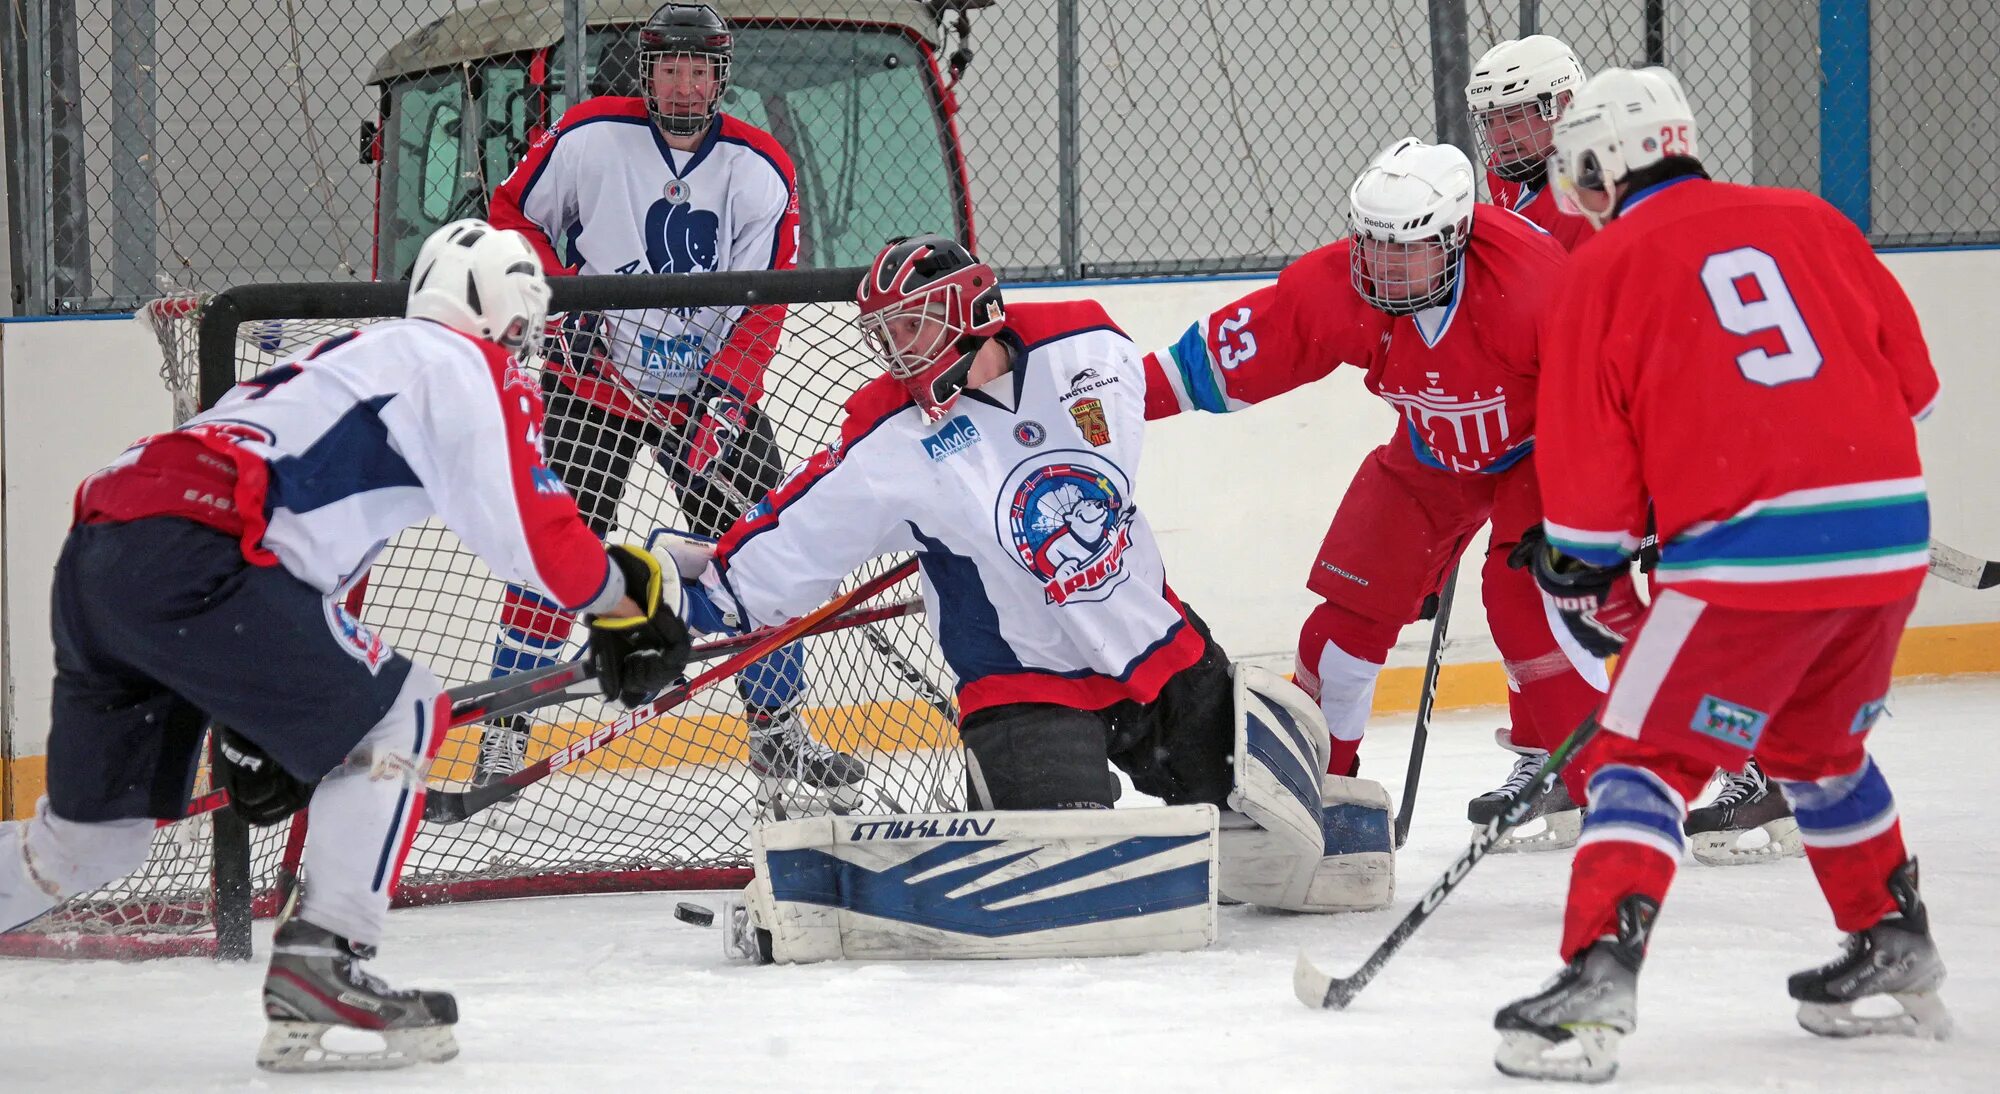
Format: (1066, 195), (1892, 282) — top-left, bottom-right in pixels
(729, 664), (1393, 963)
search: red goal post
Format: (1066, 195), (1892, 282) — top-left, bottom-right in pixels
(2, 268), (962, 960)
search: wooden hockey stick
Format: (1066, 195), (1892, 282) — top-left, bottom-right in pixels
(1295, 712), (1606, 1011)
(1393, 567), (1457, 849)
(422, 559), (920, 824)
(1929, 539), (2000, 590)
(162, 594), (924, 826)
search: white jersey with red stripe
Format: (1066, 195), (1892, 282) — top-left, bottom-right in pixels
(167, 318), (618, 613)
(490, 98), (799, 404)
(701, 302), (1208, 717)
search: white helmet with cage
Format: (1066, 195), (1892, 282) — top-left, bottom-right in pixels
(1466, 36), (1586, 184)
(406, 219), (552, 359)
(1548, 67), (1698, 229)
(1346, 138), (1477, 316)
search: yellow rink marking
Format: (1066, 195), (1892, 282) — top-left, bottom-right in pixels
(5, 621), (1998, 817)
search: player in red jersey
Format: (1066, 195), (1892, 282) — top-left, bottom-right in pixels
(1466, 35), (1594, 252)
(1493, 68), (1949, 1083)
(1145, 138), (1620, 849)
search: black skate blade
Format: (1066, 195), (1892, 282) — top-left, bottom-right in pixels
(1494, 1027), (1621, 1084)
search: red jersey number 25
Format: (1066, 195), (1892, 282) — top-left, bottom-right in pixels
(1698, 246), (1824, 387)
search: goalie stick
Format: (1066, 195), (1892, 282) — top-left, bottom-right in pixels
(422, 559), (920, 824)
(1929, 539), (2000, 590)
(1294, 712), (1607, 1011)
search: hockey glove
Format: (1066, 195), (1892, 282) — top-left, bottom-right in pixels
(588, 544), (694, 707)
(1508, 524), (1645, 659)
(683, 385), (751, 481)
(214, 725), (317, 826)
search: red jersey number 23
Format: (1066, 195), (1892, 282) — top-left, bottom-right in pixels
(1698, 246), (1824, 387)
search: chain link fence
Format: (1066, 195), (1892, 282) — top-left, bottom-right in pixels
(5, 1), (2000, 313)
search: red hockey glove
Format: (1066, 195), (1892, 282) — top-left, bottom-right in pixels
(683, 387), (750, 481)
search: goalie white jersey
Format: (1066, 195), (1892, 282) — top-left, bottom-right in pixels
(705, 301), (1208, 717)
(141, 319), (619, 613)
(490, 98), (800, 404)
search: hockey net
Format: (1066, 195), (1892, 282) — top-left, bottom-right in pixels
(3, 269), (963, 959)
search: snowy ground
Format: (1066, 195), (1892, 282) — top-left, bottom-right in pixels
(6, 677), (1998, 1092)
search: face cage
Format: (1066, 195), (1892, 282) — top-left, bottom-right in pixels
(1348, 232), (1465, 316)
(1473, 98), (1561, 185)
(644, 49), (730, 136)
(858, 286), (976, 419)
(1548, 148), (1614, 227)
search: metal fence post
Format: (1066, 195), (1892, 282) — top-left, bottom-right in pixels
(1429, 0), (1475, 167)
(564, 0), (587, 107)
(1055, 0), (1081, 279)
(1645, 0), (1667, 65)
(48, 0), (90, 306)
(110, 0), (160, 304)
(1519, 0), (1541, 37)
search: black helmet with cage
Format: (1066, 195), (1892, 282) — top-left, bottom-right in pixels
(639, 4), (733, 138)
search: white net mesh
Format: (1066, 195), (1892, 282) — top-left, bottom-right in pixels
(7, 282), (962, 957)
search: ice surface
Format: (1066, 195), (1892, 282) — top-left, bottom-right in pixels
(5, 678), (1997, 1091)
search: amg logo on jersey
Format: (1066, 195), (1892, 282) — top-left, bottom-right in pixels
(1690, 695), (1768, 749)
(923, 415), (984, 461)
(849, 816), (998, 841)
(530, 466), (568, 496)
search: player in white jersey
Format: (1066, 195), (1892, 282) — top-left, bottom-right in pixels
(0, 221), (692, 1072)
(658, 237), (1395, 924)
(483, 4), (847, 793)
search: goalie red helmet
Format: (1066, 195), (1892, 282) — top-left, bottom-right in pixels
(640, 3), (733, 138)
(856, 234), (1005, 421)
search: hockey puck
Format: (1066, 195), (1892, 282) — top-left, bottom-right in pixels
(674, 901), (715, 927)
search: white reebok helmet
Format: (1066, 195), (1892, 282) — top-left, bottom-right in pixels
(1346, 138), (1477, 316)
(1466, 35), (1586, 183)
(1549, 67), (1698, 229)
(407, 219), (552, 359)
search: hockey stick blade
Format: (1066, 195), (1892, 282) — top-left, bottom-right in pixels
(1929, 539), (2000, 590)
(423, 560), (919, 824)
(1295, 715), (1607, 1010)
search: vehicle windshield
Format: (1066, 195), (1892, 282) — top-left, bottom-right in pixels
(379, 24), (963, 277)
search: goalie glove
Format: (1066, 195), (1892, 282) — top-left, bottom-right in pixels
(588, 544), (694, 707)
(1507, 524), (1644, 658)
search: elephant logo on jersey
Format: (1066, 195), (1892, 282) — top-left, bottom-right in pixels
(645, 200), (721, 274)
(998, 453), (1134, 605)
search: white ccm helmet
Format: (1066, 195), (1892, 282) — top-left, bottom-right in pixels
(1549, 67), (1698, 229)
(1346, 138), (1477, 315)
(406, 219), (552, 359)
(1466, 35), (1585, 184)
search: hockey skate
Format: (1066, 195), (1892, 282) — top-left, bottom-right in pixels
(1494, 895), (1656, 1084)
(749, 706), (867, 819)
(472, 715), (529, 791)
(259, 918), (458, 1072)
(1686, 759), (1801, 865)
(1789, 859), (1951, 1040)
(1468, 729), (1582, 852)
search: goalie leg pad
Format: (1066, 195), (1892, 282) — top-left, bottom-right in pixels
(1225, 663), (1332, 861)
(1219, 774), (1395, 913)
(739, 805), (1219, 963)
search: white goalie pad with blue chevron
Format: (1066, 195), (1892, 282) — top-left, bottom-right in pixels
(1226, 663), (1332, 859)
(740, 805), (1219, 963)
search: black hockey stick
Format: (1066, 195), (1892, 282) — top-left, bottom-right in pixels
(1295, 711), (1606, 1011)
(423, 560), (919, 824)
(1929, 539), (2000, 590)
(1393, 567), (1458, 849)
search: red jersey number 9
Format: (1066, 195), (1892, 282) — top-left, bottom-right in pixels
(1698, 246), (1824, 387)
